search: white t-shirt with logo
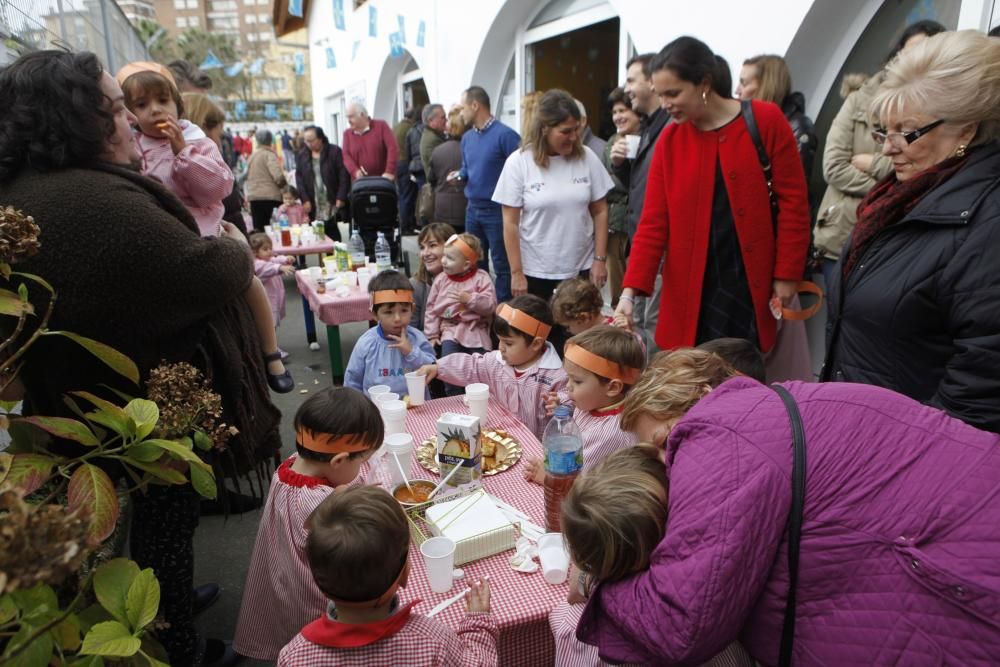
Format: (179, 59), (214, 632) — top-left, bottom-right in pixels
(492, 146), (614, 280)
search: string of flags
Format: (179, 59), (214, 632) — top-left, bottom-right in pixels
(318, 3), (429, 70)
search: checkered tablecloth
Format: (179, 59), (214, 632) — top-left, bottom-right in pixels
(379, 396), (566, 667)
(273, 235), (335, 257)
(295, 270), (372, 326)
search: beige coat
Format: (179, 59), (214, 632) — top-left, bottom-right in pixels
(245, 146), (286, 201)
(814, 72), (894, 260)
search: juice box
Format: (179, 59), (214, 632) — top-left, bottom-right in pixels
(436, 412), (482, 490)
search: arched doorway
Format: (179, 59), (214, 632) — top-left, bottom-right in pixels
(373, 50), (428, 124)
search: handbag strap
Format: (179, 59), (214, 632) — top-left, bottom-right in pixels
(770, 384), (807, 667)
(741, 100), (779, 233)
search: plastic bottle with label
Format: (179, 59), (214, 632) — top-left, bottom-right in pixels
(542, 405), (583, 532)
(375, 231), (392, 272)
(349, 229), (367, 270)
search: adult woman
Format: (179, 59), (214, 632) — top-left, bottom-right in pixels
(822, 30), (1000, 434)
(184, 92), (247, 234)
(0, 50), (280, 666)
(294, 124), (349, 235)
(245, 129), (286, 231)
(425, 109), (467, 230)
(601, 86), (641, 307)
(493, 88), (613, 304)
(616, 37), (811, 355)
(575, 348), (1000, 665)
(813, 20), (945, 286)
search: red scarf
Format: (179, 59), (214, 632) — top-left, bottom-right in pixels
(843, 155), (967, 278)
(301, 600), (419, 648)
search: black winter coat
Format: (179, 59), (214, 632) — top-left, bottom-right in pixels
(295, 144), (350, 214)
(407, 123), (425, 176)
(613, 107), (670, 242)
(782, 91), (818, 180)
(822, 142), (1000, 433)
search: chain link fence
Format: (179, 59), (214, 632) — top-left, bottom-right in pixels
(0, 0), (147, 69)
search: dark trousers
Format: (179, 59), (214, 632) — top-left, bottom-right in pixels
(466, 202), (511, 302)
(249, 199), (281, 232)
(440, 340), (487, 395)
(526, 271), (589, 357)
(397, 161), (417, 231)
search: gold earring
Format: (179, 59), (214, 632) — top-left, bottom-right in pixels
(956, 144), (968, 158)
(702, 90), (708, 105)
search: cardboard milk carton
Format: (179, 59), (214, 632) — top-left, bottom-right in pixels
(435, 412), (482, 490)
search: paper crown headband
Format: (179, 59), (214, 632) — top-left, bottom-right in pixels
(565, 343), (642, 385)
(445, 234), (478, 264)
(371, 289), (414, 306)
(496, 303), (551, 340)
(296, 428), (372, 454)
(115, 61), (177, 88)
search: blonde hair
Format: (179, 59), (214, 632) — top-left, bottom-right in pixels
(562, 445), (668, 585)
(743, 54), (792, 105)
(182, 92), (225, 133)
(871, 30), (1000, 146)
(524, 89), (584, 168)
(447, 232), (484, 262)
(520, 91), (542, 141)
(551, 277), (603, 325)
(446, 108), (467, 140)
(620, 348), (738, 432)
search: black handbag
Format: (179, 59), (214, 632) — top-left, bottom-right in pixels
(770, 384), (807, 667)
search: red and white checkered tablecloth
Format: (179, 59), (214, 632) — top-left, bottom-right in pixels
(384, 396), (566, 667)
(295, 270), (372, 326)
(272, 234), (335, 257)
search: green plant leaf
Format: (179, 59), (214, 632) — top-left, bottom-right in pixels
(72, 391), (130, 437)
(3, 622), (52, 666)
(0, 594), (17, 624)
(125, 568), (159, 633)
(6, 419), (50, 453)
(188, 461), (217, 500)
(68, 464), (119, 543)
(79, 620), (141, 657)
(0, 287), (34, 316)
(141, 439), (204, 466)
(139, 634), (170, 665)
(6, 453), (56, 495)
(44, 331), (139, 385)
(123, 400), (158, 440)
(123, 459), (188, 485)
(0, 399), (20, 411)
(192, 430), (213, 452)
(18, 416), (100, 447)
(0, 451), (11, 485)
(69, 656), (105, 667)
(93, 559), (139, 627)
(10, 584), (58, 622)
(52, 613), (82, 651)
(140, 652), (171, 667)
(123, 442), (166, 463)
(76, 602), (113, 635)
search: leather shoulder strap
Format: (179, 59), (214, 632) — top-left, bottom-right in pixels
(741, 100), (779, 233)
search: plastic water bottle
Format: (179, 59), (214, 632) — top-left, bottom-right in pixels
(542, 405), (583, 532)
(375, 231), (392, 272)
(278, 213), (290, 229)
(349, 229), (367, 270)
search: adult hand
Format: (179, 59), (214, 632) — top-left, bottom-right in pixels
(221, 222), (248, 245)
(386, 333), (412, 357)
(772, 279), (799, 307)
(851, 153), (874, 173)
(511, 270), (528, 297)
(335, 199), (345, 209)
(610, 136), (628, 167)
(590, 260), (608, 289)
(382, 172), (396, 182)
(446, 170), (461, 184)
(615, 289), (636, 331)
(355, 168), (367, 179)
(158, 117), (186, 155)
(465, 577), (491, 613)
(416, 364), (438, 383)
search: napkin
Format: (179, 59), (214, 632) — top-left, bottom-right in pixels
(425, 490), (512, 542)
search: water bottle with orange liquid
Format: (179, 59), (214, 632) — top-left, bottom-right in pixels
(542, 405), (583, 532)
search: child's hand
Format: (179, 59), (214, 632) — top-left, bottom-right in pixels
(451, 288), (472, 305)
(428, 336), (440, 347)
(465, 577), (491, 613)
(523, 456), (545, 485)
(566, 564), (590, 605)
(543, 391), (560, 417)
(386, 333), (412, 357)
(157, 117), (187, 155)
(280, 264), (295, 277)
(284, 255), (296, 265)
(416, 364), (438, 383)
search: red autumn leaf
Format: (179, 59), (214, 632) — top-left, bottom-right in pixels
(68, 463), (119, 543)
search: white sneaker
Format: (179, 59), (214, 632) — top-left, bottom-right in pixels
(309, 342), (321, 351)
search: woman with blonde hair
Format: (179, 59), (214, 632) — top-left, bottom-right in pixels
(823, 29), (1000, 434)
(572, 347), (1000, 665)
(425, 109), (468, 229)
(183, 92), (247, 234)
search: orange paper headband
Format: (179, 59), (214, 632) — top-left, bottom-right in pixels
(330, 557), (409, 609)
(445, 234), (478, 264)
(565, 343), (642, 385)
(115, 61), (178, 88)
(496, 303), (551, 339)
(296, 428), (372, 454)
(372, 289), (414, 306)
(778, 281), (824, 321)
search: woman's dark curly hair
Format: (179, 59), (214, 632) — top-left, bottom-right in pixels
(0, 50), (116, 182)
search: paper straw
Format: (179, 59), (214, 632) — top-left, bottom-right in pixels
(428, 460), (464, 500)
(392, 452), (413, 493)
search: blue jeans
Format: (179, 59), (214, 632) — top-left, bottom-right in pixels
(466, 201), (511, 302)
(440, 340), (487, 395)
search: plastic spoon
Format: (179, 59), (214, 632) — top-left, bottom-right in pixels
(392, 452), (414, 494)
(427, 459), (463, 500)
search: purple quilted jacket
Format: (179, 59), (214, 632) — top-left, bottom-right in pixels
(576, 378), (1000, 666)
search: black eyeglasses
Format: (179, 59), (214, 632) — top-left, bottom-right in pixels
(871, 119), (945, 148)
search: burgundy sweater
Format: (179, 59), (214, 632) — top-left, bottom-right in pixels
(341, 119), (399, 178)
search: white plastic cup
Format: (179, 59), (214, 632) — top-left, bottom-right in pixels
(380, 399), (407, 436)
(357, 268), (371, 292)
(420, 536), (456, 594)
(309, 266), (322, 282)
(405, 372), (426, 407)
(367, 385), (391, 400)
(323, 257), (337, 274)
(466, 383), (489, 425)
(537, 533), (570, 585)
(624, 133), (640, 159)
(374, 392), (399, 405)
(384, 433), (414, 489)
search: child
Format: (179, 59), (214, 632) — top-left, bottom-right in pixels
(696, 337), (766, 383)
(411, 222), (456, 331)
(277, 185), (307, 226)
(425, 233), (497, 395)
(418, 295), (567, 438)
(117, 62), (293, 392)
(250, 232), (295, 326)
(344, 269), (436, 397)
(526, 325), (644, 483)
(277, 486), (497, 666)
(233, 387), (383, 661)
(553, 446), (755, 667)
(551, 277), (614, 335)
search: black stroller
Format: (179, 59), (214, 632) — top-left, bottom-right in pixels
(349, 176), (409, 274)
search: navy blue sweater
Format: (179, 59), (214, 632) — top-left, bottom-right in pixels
(459, 119), (521, 204)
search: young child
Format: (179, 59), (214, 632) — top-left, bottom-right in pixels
(425, 233), (497, 395)
(696, 337), (766, 383)
(233, 387), (383, 661)
(526, 325), (644, 483)
(411, 222), (456, 331)
(250, 232), (295, 327)
(117, 62), (293, 392)
(418, 295), (567, 438)
(553, 446), (755, 667)
(551, 277), (616, 335)
(277, 185), (307, 226)
(344, 269), (436, 397)
(277, 486), (497, 666)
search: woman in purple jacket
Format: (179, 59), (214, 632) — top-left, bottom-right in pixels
(573, 348), (1000, 666)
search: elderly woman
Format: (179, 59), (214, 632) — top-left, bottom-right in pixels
(426, 108), (468, 230)
(245, 128), (286, 231)
(573, 348), (1000, 665)
(0, 50), (280, 666)
(493, 88), (613, 303)
(822, 30), (1000, 434)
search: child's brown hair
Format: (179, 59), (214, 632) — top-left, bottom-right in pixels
(293, 387), (384, 463)
(121, 70), (185, 118)
(565, 325), (645, 389)
(494, 294), (553, 345)
(551, 277), (603, 326)
(305, 486), (409, 603)
(562, 445), (668, 585)
(696, 337), (765, 383)
(368, 269), (414, 315)
(248, 232), (272, 255)
(414, 222), (456, 284)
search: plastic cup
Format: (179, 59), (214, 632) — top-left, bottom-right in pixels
(373, 392), (399, 405)
(384, 433), (414, 489)
(380, 399), (407, 436)
(309, 266), (322, 282)
(537, 533), (570, 585)
(624, 134), (640, 159)
(466, 383), (489, 425)
(357, 268), (371, 291)
(405, 372), (426, 407)
(367, 385), (391, 400)
(420, 536), (456, 593)
(323, 257), (337, 274)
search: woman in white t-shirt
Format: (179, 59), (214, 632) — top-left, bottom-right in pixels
(493, 89), (614, 305)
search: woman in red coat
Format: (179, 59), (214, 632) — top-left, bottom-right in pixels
(616, 37), (810, 353)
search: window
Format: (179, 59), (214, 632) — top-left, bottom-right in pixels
(186, 0), (198, 8)
(258, 30), (272, 41)
(244, 0), (254, 5)
(211, 15), (238, 29)
(173, 0), (185, 8)
(258, 13), (269, 23)
(247, 33), (257, 41)
(176, 15), (189, 27)
(188, 15), (199, 26)
(245, 13), (256, 23)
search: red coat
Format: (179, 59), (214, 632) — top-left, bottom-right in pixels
(623, 100), (810, 352)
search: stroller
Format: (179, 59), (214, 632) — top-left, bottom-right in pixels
(349, 176), (409, 274)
